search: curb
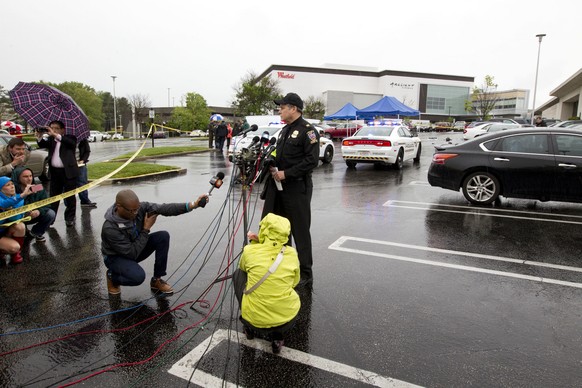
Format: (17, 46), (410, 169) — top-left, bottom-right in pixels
(91, 168), (187, 185)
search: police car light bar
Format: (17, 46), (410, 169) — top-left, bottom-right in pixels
(367, 119), (403, 126)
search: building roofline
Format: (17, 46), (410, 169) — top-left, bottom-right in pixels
(550, 68), (582, 96)
(257, 64), (474, 83)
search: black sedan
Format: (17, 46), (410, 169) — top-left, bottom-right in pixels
(428, 128), (582, 205)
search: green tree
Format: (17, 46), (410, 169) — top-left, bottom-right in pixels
(303, 95), (326, 120)
(231, 72), (281, 115)
(466, 75), (499, 120)
(47, 81), (103, 130)
(169, 92), (209, 131)
(0, 84), (15, 122)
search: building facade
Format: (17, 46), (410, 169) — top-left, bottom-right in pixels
(538, 68), (582, 120)
(256, 64), (475, 120)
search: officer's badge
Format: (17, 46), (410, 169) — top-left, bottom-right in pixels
(291, 130), (299, 138)
(307, 130), (317, 144)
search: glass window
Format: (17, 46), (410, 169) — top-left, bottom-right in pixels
(497, 134), (549, 154)
(357, 127), (393, 137)
(427, 97), (445, 110)
(555, 135), (582, 157)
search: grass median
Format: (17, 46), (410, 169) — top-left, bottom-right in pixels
(87, 162), (181, 179)
(87, 145), (208, 179)
(111, 145), (207, 161)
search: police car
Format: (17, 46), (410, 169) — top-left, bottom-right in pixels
(228, 123), (335, 164)
(341, 120), (421, 169)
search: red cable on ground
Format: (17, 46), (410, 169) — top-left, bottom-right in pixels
(59, 270), (231, 387)
(0, 299), (205, 357)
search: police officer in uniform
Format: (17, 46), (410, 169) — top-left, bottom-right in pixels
(262, 93), (320, 288)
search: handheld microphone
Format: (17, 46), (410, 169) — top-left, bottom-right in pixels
(260, 131), (270, 144)
(198, 172), (225, 208)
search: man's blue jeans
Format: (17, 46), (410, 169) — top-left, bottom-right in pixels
(77, 165), (91, 204)
(104, 231), (170, 286)
(26, 209), (56, 236)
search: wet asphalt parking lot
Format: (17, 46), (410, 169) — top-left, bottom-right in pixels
(1, 133), (582, 387)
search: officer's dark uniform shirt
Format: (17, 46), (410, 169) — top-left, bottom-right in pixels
(275, 117), (320, 180)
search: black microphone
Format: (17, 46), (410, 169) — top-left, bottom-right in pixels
(198, 172), (225, 208)
(261, 137), (278, 157)
(239, 124), (258, 137)
(260, 131), (270, 144)
(247, 135), (261, 149)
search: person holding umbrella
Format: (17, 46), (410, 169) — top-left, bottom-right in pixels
(36, 120), (79, 227)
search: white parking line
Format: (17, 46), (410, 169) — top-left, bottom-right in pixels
(329, 236), (582, 289)
(169, 329), (422, 388)
(383, 200), (582, 225)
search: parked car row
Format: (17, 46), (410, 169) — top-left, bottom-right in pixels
(88, 131), (125, 142)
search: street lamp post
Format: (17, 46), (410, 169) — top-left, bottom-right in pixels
(149, 108), (155, 148)
(531, 33), (546, 124)
(168, 88), (171, 107)
(111, 76), (117, 135)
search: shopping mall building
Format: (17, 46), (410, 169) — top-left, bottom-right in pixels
(255, 64), (506, 121)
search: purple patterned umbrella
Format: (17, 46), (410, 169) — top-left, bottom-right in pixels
(8, 81), (90, 141)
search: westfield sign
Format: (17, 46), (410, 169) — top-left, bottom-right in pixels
(277, 72), (295, 79)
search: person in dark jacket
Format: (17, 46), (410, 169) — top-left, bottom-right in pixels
(215, 121), (228, 151)
(77, 139), (96, 208)
(262, 93), (320, 289)
(535, 116), (547, 127)
(36, 120), (79, 227)
(101, 189), (208, 296)
(12, 167), (56, 242)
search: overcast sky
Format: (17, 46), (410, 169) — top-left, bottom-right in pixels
(3, 0), (581, 111)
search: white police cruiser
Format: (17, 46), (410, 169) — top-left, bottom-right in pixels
(228, 123), (335, 164)
(341, 120), (421, 169)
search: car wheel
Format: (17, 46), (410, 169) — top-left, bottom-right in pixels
(346, 161), (357, 168)
(462, 172), (500, 205)
(394, 149), (404, 170)
(322, 145), (334, 164)
(413, 143), (422, 162)
(324, 133), (332, 140)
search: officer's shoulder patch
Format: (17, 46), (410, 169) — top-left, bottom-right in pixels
(307, 130), (317, 144)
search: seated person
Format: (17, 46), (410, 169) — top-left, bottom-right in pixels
(233, 213), (300, 354)
(0, 176), (33, 264)
(0, 137), (30, 177)
(12, 167), (56, 242)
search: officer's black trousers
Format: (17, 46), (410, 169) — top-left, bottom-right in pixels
(262, 178), (313, 281)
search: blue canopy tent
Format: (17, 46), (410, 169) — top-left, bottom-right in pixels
(323, 102), (359, 120)
(356, 96), (419, 119)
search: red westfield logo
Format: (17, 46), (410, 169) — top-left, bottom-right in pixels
(277, 72), (295, 79)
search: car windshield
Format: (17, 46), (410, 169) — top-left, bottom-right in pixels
(242, 126), (282, 138)
(355, 126), (394, 137)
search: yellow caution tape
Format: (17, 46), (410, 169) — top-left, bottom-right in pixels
(153, 123), (189, 134)
(0, 216), (32, 228)
(0, 124), (156, 222)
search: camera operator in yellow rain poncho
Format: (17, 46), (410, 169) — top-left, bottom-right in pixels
(233, 213), (300, 354)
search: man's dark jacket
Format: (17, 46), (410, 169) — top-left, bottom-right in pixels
(37, 134), (79, 179)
